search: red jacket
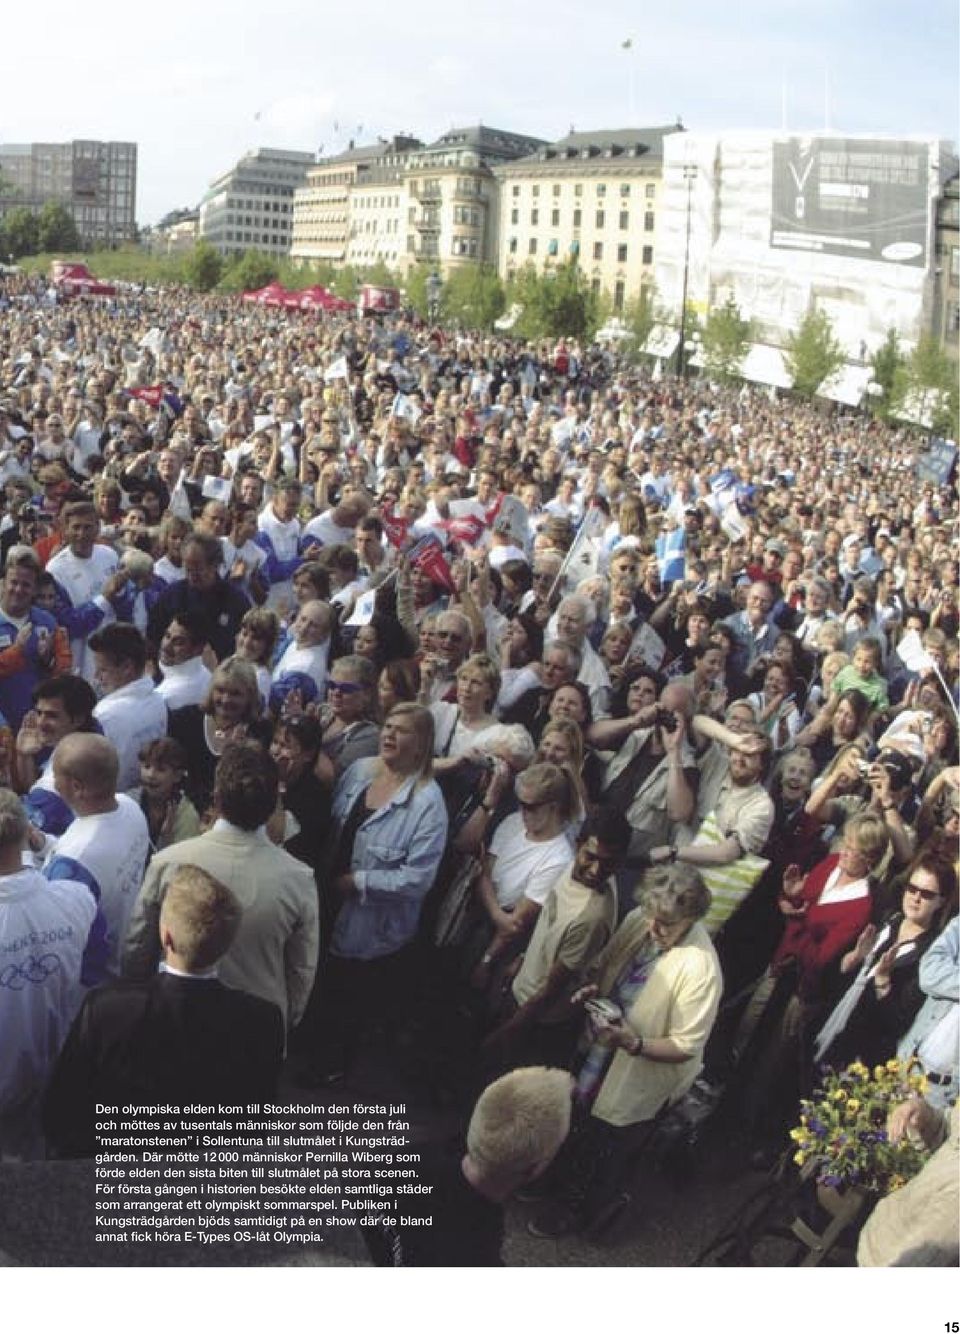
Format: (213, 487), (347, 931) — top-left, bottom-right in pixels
(772, 854), (872, 1000)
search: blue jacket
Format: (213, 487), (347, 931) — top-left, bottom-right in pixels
(329, 757), (448, 961)
(0, 608), (58, 729)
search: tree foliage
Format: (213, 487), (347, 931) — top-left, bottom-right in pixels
(0, 207), (40, 259)
(440, 264), (505, 331)
(505, 260), (600, 341)
(891, 334), (959, 436)
(182, 241), (224, 292)
(868, 328), (905, 419)
(218, 249), (278, 293)
(702, 297), (753, 381)
(404, 266), (430, 318)
(784, 308), (845, 397)
(622, 282), (658, 353)
(36, 202), (80, 253)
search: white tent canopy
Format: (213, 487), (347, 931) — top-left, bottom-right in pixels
(738, 343), (794, 389)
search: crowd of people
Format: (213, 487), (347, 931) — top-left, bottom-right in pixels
(0, 270), (957, 1263)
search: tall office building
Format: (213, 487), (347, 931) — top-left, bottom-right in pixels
(198, 148), (315, 257)
(0, 140), (137, 248)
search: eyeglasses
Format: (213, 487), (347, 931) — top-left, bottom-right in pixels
(327, 679), (365, 695)
(518, 798), (551, 812)
(906, 882), (942, 902)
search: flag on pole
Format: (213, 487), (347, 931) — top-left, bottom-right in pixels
(324, 356), (349, 382)
(128, 384), (164, 409)
(392, 392), (422, 425)
(380, 507), (410, 550)
(407, 534), (456, 593)
(346, 587), (377, 627)
(655, 526), (687, 586)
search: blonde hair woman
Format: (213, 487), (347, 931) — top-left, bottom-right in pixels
(307, 703), (448, 1084)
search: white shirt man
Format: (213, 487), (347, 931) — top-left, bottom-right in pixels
(0, 851), (97, 1156)
(89, 625), (168, 793)
(46, 506), (119, 681)
(43, 736), (150, 982)
(256, 484), (302, 611)
(155, 615), (213, 711)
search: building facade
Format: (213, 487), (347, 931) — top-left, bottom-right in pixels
(0, 140), (137, 247)
(291, 126), (544, 276)
(198, 148), (315, 257)
(404, 126), (545, 274)
(933, 174), (959, 363)
(291, 137), (422, 267)
(494, 127), (679, 310)
(654, 131), (957, 366)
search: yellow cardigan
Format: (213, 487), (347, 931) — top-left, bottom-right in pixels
(589, 913), (723, 1127)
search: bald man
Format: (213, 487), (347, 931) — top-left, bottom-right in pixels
(43, 734), (149, 982)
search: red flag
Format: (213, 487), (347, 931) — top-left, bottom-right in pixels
(444, 514), (487, 546)
(380, 507), (410, 550)
(484, 492), (504, 526)
(412, 537), (456, 593)
(128, 384), (164, 409)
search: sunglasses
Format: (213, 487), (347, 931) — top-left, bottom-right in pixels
(518, 798), (551, 812)
(906, 882), (942, 902)
(327, 679), (365, 695)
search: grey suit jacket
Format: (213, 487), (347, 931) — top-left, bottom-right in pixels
(122, 825), (319, 1030)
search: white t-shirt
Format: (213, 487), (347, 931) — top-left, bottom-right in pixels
(94, 677), (169, 793)
(430, 701), (512, 759)
(157, 657), (213, 712)
(272, 639), (330, 700)
(46, 543), (118, 680)
(44, 797), (150, 979)
(489, 813), (573, 911)
(0, 868), (97, 1113)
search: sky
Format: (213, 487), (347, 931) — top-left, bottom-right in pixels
(2, 0), (957, 225)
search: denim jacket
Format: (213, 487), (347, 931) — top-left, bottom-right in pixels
(330, 758), (449, 961)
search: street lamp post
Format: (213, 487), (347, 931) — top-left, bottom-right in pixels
(426, 271), (442, 323)
(677, 164), (697, 377)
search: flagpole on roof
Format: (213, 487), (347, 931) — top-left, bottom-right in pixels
(621, 38), (636, 123)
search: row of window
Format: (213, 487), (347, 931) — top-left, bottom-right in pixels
(511, 181), (656, 199)
(228, 199), (291, 214)
(354, 195), (402, 209)
(350, 218), (401, 235)
(221, 231), (288, 246)
(509, 207), (654, 230)
(507, 237), (653, 264)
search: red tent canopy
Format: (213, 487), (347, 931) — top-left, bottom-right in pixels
(297, 285), (353, 312)
(241, 281), (288, 305)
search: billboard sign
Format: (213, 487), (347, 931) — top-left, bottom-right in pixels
(771, 137), (929, 266)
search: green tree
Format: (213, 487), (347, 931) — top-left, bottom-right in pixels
(404, 266), (430, 318)
(622, 282), (657, 353)
(701, 297), (753, 381)
(784, 307), (845, 397)
(891, 334), (959, 436)
(36, 202), (80, 253)
(868, 328), (905, 419)
(218, 249), (278, 293)
(440, 264), (505, 331)
(0, 207), (40, 259)
(505, 260), (598, 340)
(182, 241), (224, 292)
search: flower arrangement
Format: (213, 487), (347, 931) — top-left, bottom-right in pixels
(790, 1059), (932, 1196)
